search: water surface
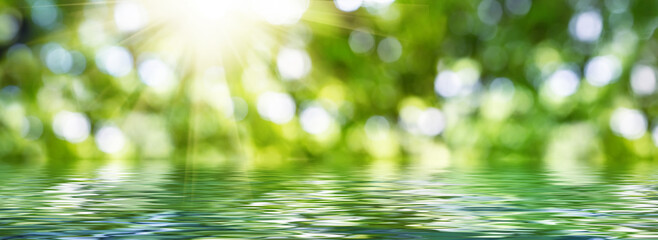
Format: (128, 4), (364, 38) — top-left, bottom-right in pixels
(1, 161), (657, 239)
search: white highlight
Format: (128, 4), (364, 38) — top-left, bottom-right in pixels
(585, 55), (622, 87)
(363, 0), (395, 10)
(434, 71), (462, 98)
(254, 0), (309, 25)
(257, 92), (296, 124)
(417, 108), (445, 137)
(277, 48), (312, 80)
(96, 46), (133, 77)
(193, 0), (232, 21)
(547, 69), (579, 98)
(335, 0), (363, 12)
(95, 125), (127, 154)
(53, 111), (91, 143)
(300, 106), (332, 135)
(610, 108), (647, 140)
(138, 58), (177, 92)
(114, 1), (148, 32)
(630, 65), (656, 96)
(569, 11), (603, 42)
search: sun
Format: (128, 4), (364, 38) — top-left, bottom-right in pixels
(114, 0), (311, 71)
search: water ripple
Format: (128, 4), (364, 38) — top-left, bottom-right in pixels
(0, 163), (657, 239)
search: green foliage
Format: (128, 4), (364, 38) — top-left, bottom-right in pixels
(1, 0), (657, 165)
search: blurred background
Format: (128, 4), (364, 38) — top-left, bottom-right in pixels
(1, 0), (658, 170)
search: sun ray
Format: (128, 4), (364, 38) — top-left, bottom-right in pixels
(300, 10), (388, 36)
(20, 0), (117, 9)
(184, 91), (200, 201)
(116, 19), (164, 45)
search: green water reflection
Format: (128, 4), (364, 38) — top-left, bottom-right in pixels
(1, 160), (657, 239)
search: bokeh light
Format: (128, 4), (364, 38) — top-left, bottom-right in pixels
(114, 0), (148, 32)
(417, 108), (445, 137)
(96, 46), (134, 77)
(478, 0), (503, 25)
(254, 0), (309, 25)
(377, 37), (402, 62)
(138, 57), (177, 92)
(95, 125), (127, 154)
(630, 64), (657, 96)
(277, 47), (312, 80)
(31, 0), (59, 28)
(505, 0), (532, 16)
(21, 116), (43, 140)
(610, 108), (647, 140)
(52, 111), (91, 143)
(585, 55), (622, 87)
(334, 0), (363, 12)
(546, 68), (580, 98)
(435, 71), (462, 98)
(349, 29), (375, 54)
(300, 105), (332, 135)
(0, 13), (20, 45)
(1, 0), (658, 163)
(569, 11), (603, 42)
(257, 92), (297, 124)
(41, 43), (73, 74)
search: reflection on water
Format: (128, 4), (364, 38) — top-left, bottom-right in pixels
(1, 161), (658, 239)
